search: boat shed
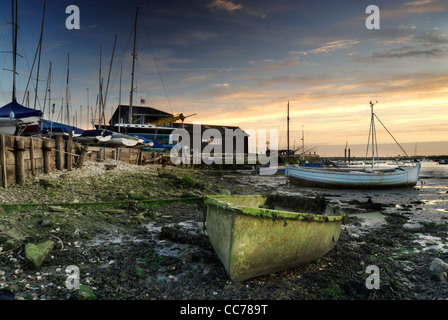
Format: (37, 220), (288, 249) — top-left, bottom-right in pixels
(173, 122), (249, 155)
(109, 105), (174, 126)
(108, 105), (250, 156)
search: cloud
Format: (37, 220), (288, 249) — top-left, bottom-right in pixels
(405, 0), (436, 6)
(360, 47), (447, 60)
(167, 30), (219, 46)
(80, 24), (99, 31)
(247, 57), (300, 70)
(398, 25), (416, 30)
(209, 0), (243, 11)
(357, 30), (448, 61)
(291, 39), (359, 55)
(381, 0), (448, 18)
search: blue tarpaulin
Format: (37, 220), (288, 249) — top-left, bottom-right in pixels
(0, 100), (43, 119)
(39, 119), (84, 135)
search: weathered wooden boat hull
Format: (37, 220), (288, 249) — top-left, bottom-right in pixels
(285, 163), (421, 188)
(204, 195), (345, 282)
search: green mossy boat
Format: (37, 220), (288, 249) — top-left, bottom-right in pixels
(204, 194), (346, 282)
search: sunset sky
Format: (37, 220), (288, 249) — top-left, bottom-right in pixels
(0, 0), (447, 156)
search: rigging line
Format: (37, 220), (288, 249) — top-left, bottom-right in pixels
(374, 113), (409, 158)
(141, 19), (173, 114)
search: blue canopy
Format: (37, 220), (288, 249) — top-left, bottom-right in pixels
(39, 120), (84, 135)
(0, 100), (43, 119)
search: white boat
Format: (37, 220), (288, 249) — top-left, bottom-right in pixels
(285, 101), (422, 188)
(285, 163), (421, 188)
(73, 129), (113, 145)
(98, 133), (141, 148)
(0, 117), (23, 135)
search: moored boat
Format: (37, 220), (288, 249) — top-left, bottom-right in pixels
(0, 117), (23, 135)
(98, 132), (141, 147)
(285, 162), (421, 188)
(73, 129), (113, 145)
(204, 194), (345, 282)
(285, 101), (421, 188)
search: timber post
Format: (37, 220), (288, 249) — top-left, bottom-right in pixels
(30, 137), (36, 176)
(43, 138), (52, 174)
(15, 138), (25, 185)
(66, 133), (73, 171)
(55, 135), (63, 170)
(1, 135), (7, 188)
(77, 145), (89, 169)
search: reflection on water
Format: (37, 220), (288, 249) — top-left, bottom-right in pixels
(241, 161), (448, 224)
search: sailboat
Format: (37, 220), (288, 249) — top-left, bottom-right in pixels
(0, 0), (42, 135)
(285, 102), (421, 188)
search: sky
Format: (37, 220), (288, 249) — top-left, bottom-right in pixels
(0, 0), (447, 157)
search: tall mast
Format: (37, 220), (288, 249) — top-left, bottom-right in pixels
(118, 64), (122, 133)
(65, 53), (70, 124)
(86, 88), (89, 129)
(33, 0), (46, 110)
(129, 7), (139, 124)
(302, 125), (305, 164)
(47, 62), (51, 120)
(287, 101), (290, 163)
(98, 45), (102, 128)
(102, 34), (117, 129)
(11, 0), (18, 102)
(370, 101), (375, 169)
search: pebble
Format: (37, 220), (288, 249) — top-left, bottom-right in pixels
(402, 222), (425, 232)
(430, 258), (448, 281)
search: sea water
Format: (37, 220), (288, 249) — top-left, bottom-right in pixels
(243, 161), (448, 224)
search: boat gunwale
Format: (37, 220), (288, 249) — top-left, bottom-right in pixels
(204, 195), (346, 222)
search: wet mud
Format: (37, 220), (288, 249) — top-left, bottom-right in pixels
(0, 161), (447, 302)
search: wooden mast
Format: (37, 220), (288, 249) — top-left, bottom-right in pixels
(102, 33), (117, 131)
(370, 101), (375, 169)
(129, 7), (139, 125)
(287, 101), (290, 163)
(11, 0), (18, 102)
(33, 0), (46, 110)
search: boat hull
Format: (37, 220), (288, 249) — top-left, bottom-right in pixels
(204, 195), (345, 282)
(98, 133), (141, 147)
(285, 163), (421, 188)
(0, 118), (22, 135)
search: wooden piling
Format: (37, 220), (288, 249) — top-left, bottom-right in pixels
(43, 138), (52, 174)
(66, 133), (73, 171)
(15, 138), (25, 185)
(1, 135), (7, 188)
(55, 135), (63, 170)
(77, 145), (89, 169)
(30, 138), (36, 176)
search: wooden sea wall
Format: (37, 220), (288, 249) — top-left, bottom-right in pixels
(0, 134), (162, 188)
